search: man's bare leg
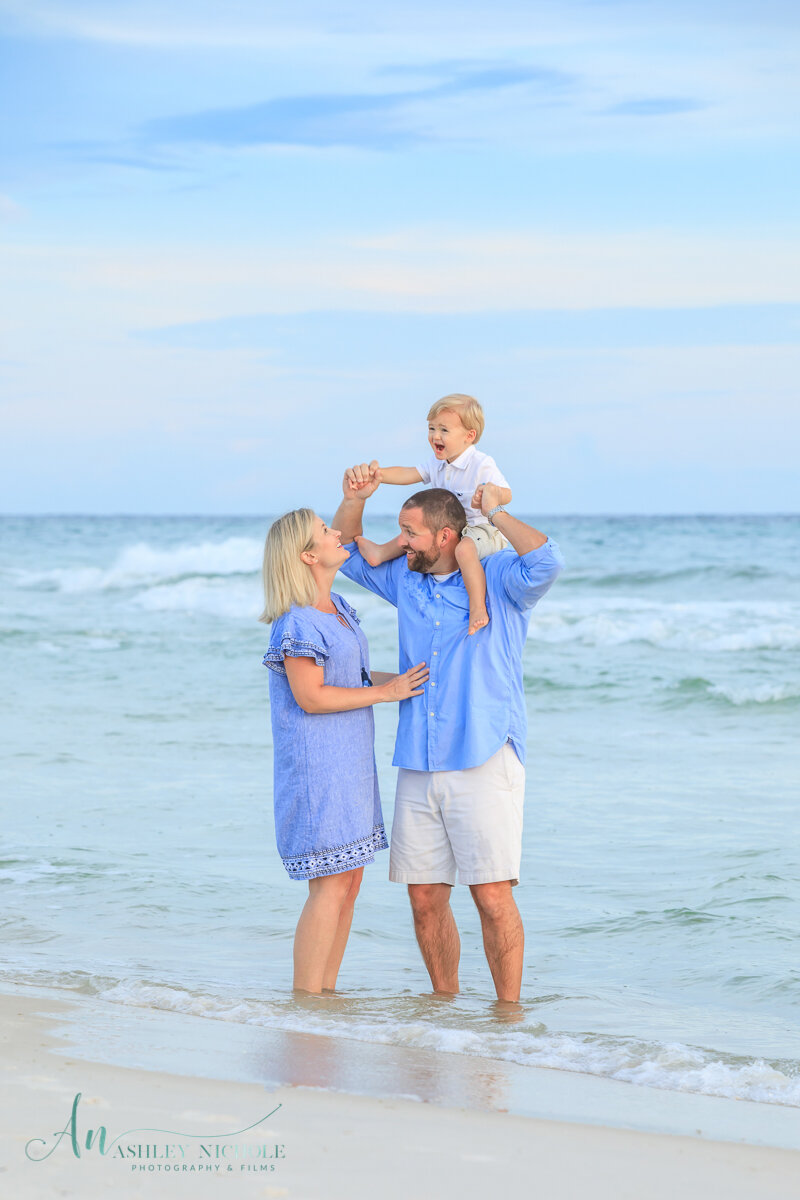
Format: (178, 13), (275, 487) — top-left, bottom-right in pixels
(454, 538), (489, 634)
(407, 883), (461, 994)
(469, 881), (524, 1002)
(354, 533), (405, 567)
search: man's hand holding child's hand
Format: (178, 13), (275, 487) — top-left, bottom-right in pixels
(344, 461), (382, 498)
(474, 482), (502, 515)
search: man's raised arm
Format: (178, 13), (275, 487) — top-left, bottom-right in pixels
(473, 482), (564, 611)
(473, 483), (548, 556)
(332, 464), (382, 543)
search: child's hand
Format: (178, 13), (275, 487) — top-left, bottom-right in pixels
(344, 462), (382, 497)
(476, 482), (502, 515)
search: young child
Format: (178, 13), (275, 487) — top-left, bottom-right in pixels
(352, 394), (512, 635)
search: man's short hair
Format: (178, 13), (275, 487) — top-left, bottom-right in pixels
(402, 489), (466, 535)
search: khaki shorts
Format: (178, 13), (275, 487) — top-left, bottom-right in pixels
(461, 521), (507, 561)
(389, 742), (525, 887)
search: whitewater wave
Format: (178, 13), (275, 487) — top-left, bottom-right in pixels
(10, 539), (800, 655)
(96, 979), (800, 1108)
(562, 564), (781, 589)
(663, 677), (800, 707)
(529, 599), (800, 653)
(14, 538), (263, 593)
(129, 576), (394, 624)
(708, 682), (800, 706)
(133, 577), (263, 619)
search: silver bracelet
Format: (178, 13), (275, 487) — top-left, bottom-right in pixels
(486, 505), (506, 524)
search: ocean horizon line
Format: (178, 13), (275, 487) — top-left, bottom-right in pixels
(2, 510), (798, 521)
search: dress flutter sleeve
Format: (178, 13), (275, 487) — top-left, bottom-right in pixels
(263, 609), (328, 676)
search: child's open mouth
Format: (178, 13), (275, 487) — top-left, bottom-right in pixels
(434, 442), (445, 452)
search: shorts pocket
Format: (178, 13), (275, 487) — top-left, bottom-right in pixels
(502, 743), (524, 789)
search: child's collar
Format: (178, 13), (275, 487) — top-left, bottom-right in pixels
(445, 445), (476, 469)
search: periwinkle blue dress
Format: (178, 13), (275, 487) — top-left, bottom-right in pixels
(263, 593), (387, 880)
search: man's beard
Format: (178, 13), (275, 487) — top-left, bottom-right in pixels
(405, 546), (440, 574)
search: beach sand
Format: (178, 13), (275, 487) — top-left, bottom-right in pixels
(2, 988), (798, 1200)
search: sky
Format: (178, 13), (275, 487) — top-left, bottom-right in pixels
(1, 0), (798, 514)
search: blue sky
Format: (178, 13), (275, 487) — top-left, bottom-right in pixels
(1, 0), (798, 514)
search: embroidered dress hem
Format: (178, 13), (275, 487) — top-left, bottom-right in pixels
(281, 824), (388, 880)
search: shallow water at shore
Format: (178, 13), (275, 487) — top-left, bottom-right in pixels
(2, 514), (799, 1106)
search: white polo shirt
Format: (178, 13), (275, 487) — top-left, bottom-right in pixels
(415, 445), (510, 525)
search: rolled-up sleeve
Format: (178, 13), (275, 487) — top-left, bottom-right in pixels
(338, 543), (402, 607)
(498, 538), (565, 611)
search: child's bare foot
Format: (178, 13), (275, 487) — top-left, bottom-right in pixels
(468, 606), (490, 635)
(354, 536), (388, 567)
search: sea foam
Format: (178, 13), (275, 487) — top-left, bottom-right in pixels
(96, 978), (800, 1109)
(530, 599), (800, 652)
(15, 537), (263, 593)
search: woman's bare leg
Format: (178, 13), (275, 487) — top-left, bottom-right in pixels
(293, 868), (362, 993)
(322, 868), (363, 990)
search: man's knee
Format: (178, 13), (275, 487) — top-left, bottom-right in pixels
(408, 883), (452, 920)
(469, 881), (517, 922)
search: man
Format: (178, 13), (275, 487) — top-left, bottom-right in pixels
(333, 468), (564, 1002)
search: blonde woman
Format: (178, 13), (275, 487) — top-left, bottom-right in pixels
(261, 509), (428, 994)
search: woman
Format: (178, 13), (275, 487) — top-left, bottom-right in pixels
(260, 508), (428, 994)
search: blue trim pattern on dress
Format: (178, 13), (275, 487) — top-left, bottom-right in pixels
(263, 636), (328, 674)
(281, 824), (388, 880)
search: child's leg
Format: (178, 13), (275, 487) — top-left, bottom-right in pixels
(354, 533), (405, 567)
(455, 537), (490, 634)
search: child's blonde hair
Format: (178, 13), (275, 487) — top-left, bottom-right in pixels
(426, 394), (485, 443)
(259, 508), (317, 623)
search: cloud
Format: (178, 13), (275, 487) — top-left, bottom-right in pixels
(136, 305), (800, 366)
(4, 231), (800, 341)
(142, 63), (574, 150)
(6, 0), (800, 48)
(145, 91), (416, 151)
(53, 141), (191, 172)
(607, 97), (706, 116)
(0, 194), (25, 220)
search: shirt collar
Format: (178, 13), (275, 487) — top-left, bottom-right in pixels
(445, 445), (476, 471)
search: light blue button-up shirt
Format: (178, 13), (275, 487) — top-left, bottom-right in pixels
(338, 538), (564, 772)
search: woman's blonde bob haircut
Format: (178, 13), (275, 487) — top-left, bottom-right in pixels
(427, 393), (485, 443)
(259, 507), (318, 624)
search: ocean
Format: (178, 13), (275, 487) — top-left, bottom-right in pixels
(1, 513), (799, 1108)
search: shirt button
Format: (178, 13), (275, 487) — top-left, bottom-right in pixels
(435, 593), (441, 598)
(431, 681), (436, 686)
(435, 621), (440, 626)
(429, 711), (435, 716)
(433, 651), (438, 655)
